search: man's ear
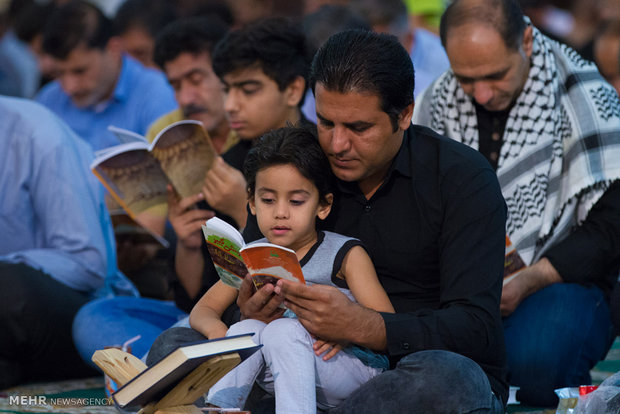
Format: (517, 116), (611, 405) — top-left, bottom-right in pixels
(397, 102), (415, 131)
(317, 193), (333, 220)
(522, 25), (534, 59)
(105, 36), (123, 60)
(285, 76), (306, 107)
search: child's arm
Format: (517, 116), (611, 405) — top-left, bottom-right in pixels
(341, 245), (394, 313)
(189, 280), (238, 339)
(314, 245), (394, 360)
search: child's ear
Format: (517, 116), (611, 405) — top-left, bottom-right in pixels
(248, 196), (257, 216)
(285, 76), (306, 107)
(317, 193), (333, 220)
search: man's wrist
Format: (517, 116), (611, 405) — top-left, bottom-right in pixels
(350, 305), (388, 351)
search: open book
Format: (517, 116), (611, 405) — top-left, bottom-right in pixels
(91, 120), (216, 220)
(92, 333), (261, 411)
(201, 217), (306, 290)
(504, 235), (526, 285)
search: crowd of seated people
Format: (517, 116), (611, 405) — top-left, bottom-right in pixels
(1, 0), (619, 412)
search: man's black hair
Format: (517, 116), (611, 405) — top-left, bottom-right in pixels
(154, 16), (229, 69)
(310, 29), (414, 131)
(440, 0), (526, 51)
(42, 0), (112, 59)
(212, 17), (309, 94)
(112, 0), (178, 38)
(244, 125), (334, 205)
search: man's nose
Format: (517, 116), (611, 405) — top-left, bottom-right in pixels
(61, 75), (80, 96)
(330, 126), (351, 155)
(473, 82), (493, 106)
(177, 83), (195, 107)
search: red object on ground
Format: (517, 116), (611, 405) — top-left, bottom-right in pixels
(579, 385), (599, 395)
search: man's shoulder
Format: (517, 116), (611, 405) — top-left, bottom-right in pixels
(145, 109), (184, 142)
(408, 124), (493, 175)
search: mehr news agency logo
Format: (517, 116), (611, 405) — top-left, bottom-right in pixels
(8, 395), (113, 408)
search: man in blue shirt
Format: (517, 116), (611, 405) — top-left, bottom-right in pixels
(0, 96), (136, 389)
(35, 0), (177, 151)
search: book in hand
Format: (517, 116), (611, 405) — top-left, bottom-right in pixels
(91, 120), (216, 219)
(504, 235), (526, 285)
(202, 217), (306, 290)
(107, 333), (261, 410)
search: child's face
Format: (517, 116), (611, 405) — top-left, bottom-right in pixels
(221, 67), (302, 140)
(249, 164), (332, 255)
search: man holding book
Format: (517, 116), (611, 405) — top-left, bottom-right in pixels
(150, 29), (508, 413)
(72, 17), (311, 370)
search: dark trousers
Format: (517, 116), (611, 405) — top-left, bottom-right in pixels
(0, 262), (98, 389)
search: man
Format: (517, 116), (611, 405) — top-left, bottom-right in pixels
(73, 17), (310, 367)
(148, 16), (236, 154)
(35, 0), (177, 151)
(351, 0), (450, 97)
(413, 0), (620, 406)
(150, 29), (509, 413)
(593, 20), (620, 95)
(0, 96), (135, 388)
(112, 0), (178, 69)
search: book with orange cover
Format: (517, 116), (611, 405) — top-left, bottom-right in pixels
(504, 235), (526, 285)
(202, 217), (305, 290)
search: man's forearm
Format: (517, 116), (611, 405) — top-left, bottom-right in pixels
(348, 305), (388, 351)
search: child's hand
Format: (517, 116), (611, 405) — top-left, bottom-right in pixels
(313, 337), (343, 361)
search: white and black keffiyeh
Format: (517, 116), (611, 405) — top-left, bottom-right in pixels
(413, 23), (620, 265)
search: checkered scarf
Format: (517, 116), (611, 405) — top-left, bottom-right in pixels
(413, 23), (620, 265)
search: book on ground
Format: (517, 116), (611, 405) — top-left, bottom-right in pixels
(91, 120), (216, 220)
(504, 235), (526, 285)
(202, 217), (306, 290)
(107, 333), (261, 410)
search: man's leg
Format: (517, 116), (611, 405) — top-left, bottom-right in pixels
(0, 263), (96, 388)
(503, 283), (614, 407)
(330, 350), (502, 414)
(73, 296), (188, 367)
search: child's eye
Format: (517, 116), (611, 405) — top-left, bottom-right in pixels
(260, 198), (274, 204)
(290, 199), (305, 206)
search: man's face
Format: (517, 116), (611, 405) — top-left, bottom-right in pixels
(221, 67), (300, 140)
(594, 34), (620, 95)
(119, 26), (156, 69)
(445, 24), (532, 112)
(53, 43), (120, 108)
(164, 52), (227, 134)
(315, 84), (412, 197)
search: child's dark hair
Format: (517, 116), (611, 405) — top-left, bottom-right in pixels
(243, 125), (334, 205)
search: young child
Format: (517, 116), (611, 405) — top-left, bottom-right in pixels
(189, 125), (394, 413)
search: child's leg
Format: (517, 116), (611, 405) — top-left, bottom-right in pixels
(206, 319), (268, 409)
(313, 347), (384, 411)
(260, 318), (316, 414)
(261, 318), (384, 413)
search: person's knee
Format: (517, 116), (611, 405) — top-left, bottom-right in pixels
(146, 327), (206, 366)
(261, 318), (309, 349)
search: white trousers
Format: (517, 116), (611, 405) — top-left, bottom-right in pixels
(206, 318), (383, 414)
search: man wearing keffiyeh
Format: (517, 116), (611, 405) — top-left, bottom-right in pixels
(414, 0), (620, 407)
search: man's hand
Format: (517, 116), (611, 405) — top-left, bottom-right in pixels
(275, 280), (387, 350)
(167, 185), (214, 249)
(237, 276), (285, 323)
(202, 157), (248, 227)
(501, 257), (563, 316)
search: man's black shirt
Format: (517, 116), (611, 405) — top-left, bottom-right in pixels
(245, 124), (509, 404)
